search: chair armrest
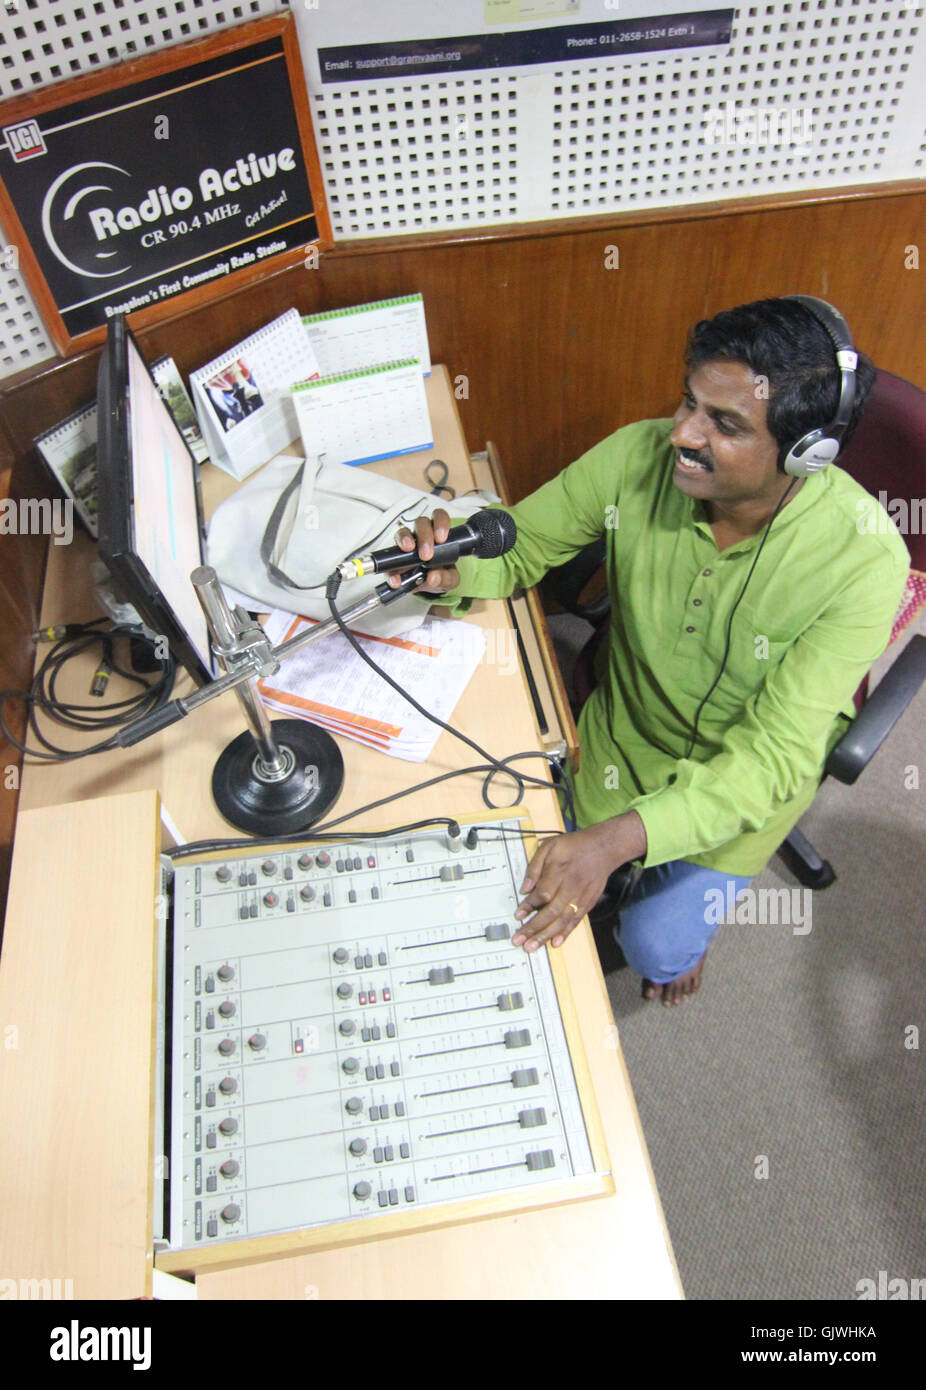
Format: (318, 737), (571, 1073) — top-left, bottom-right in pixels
(825, 635), (926, 784)
(547, 537), (609, 625)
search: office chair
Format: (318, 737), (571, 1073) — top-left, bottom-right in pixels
(547, 369), (926, 888)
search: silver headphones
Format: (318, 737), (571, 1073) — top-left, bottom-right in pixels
(780, 295), (858, 477)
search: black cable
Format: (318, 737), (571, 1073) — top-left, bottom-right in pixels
(684, 478), (798, 758)
(0, 622), (176, 762)
(324, 576), (572, 818)
(167, 802), (568, 862)
(167, 749), (573, 861)
(424, 457), (455, 500)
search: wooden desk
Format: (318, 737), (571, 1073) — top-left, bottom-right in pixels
(1, 369), (682, 1300)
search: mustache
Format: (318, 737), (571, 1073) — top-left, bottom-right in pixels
(678, 448), (713, 470)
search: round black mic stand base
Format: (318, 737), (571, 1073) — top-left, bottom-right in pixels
(212, 719), (344, 835)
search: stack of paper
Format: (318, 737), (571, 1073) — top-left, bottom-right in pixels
(258, 608), (485, 762)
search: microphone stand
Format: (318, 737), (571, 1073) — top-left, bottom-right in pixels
(117, 562), (428, 834)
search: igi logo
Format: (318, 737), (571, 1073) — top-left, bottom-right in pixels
(3, 119), (46, 162)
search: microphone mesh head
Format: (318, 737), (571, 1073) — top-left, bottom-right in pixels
(471, 509), (518, 558)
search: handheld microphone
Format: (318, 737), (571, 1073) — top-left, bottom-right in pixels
(337, 508), (517, 582)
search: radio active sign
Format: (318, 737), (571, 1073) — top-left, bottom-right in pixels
(0, 16), (330, 354)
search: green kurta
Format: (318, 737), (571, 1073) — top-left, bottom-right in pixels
(434, 419), (910, 875)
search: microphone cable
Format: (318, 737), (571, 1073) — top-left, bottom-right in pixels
(323, 568), (574, 819)
(0, 620), (176, 762)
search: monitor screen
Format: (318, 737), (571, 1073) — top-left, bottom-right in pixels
(97, 316), (215, 685)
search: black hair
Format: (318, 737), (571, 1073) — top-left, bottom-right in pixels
(684, 297), (875, 459)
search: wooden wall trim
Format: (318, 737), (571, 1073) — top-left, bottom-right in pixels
(3, 177), (924, 397)
(318, 177), (926, 257)
(5, 183), (925, 489)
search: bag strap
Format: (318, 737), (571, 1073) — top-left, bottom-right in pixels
(260, 460), (324, 592)
(260, 458), (437, 594)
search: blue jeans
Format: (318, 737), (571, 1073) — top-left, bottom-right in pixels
(615, 860), (752, 983)
(561, 813), (751, 983)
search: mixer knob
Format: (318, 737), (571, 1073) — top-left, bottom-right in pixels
(315, 851), (331, 867)
(336, 982), (353, 1000)
(216, 865), (232, 883)
(353, 1181), (372, 1201)
(220, 1159), (239, 1179)
(216, 964), (235, 983)
(345, 1097), (363, 1115)
(342, 1057), (360, 1074)
(221, 1203), (241, 1223)
(219, 1076), (237, 1095)
(218, 1000), (236, 1018)
(261, 859), (277, 876)
(332, 946), (349, 963)
(339, 1019), (356, 1037)
(218, 1118), (238, 1136)
(297, 853), (313, 870)
(248, 1033), (267, 1052)
(218, 1039), (235, 1056)
(299, 885), (316, 903)
(349, 1138), (367, 1156)
(263, 890), (278, 908)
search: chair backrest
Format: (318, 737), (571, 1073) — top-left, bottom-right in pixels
(837, 369), (926, 572)
(837, 369), (926, 650)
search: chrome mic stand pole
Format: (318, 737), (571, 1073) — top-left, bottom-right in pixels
(188, 566), (348, 834)
(191, 566), (292, 781)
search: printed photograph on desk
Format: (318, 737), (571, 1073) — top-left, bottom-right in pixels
(203, 361), (265, 433)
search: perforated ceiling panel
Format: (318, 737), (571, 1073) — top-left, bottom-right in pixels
(1, 1), (924, 377)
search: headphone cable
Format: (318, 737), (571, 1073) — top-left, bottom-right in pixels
(684, 476), (797, 758)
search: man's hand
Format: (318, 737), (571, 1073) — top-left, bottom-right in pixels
(512, 812), (648, 951)
(385, 508), (461, 595)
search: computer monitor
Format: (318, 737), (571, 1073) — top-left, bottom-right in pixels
(96, 315), (215, 685)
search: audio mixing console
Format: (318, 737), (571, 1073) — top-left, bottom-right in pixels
(155, 813), (612, 1269)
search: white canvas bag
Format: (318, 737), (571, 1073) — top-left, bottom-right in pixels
(207, 453), (494, 636)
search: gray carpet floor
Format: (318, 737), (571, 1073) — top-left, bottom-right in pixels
(546, 607), (926, 1301)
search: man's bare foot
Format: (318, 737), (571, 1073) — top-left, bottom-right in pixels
(642, 952), (707, 1007)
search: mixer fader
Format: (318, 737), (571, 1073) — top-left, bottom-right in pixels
(159, 813), (611, 1265)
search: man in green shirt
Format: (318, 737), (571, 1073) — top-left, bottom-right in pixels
(390, 298), (909, 1006)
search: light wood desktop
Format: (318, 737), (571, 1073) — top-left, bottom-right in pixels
(1, 369), (682, 1300)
